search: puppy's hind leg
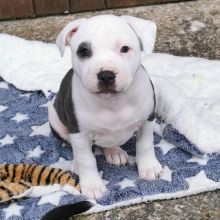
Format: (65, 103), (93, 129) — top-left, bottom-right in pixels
(48, 99), (70, 143)
(103, 146), (128, 166)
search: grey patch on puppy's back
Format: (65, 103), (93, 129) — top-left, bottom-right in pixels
(54, 68), (79, 133)
(147, 77), (156, 121)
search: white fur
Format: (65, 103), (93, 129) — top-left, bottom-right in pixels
(49, 15), (162, 199)
(70, 16), (141, 94)
(136, 120), (163, 179)
(103, 146), (128, 165)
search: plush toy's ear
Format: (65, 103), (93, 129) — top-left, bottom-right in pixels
(121, 15), (157, 55)
(56, 18), (86, 57)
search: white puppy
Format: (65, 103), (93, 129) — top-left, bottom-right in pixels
(48, 15), (162, 199)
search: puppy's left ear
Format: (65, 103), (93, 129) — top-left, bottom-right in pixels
(56, 18), (86, 57)
(121, 15), (157, 55)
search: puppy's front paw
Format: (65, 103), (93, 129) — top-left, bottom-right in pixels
(138, 157), (163, 180)
(80, 176), (107, 199)
(103, 146), (128, 166)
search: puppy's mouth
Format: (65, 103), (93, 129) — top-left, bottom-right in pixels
(97, 84), (117, 94)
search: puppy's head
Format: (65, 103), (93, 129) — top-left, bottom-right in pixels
(56, 15), (156, 95)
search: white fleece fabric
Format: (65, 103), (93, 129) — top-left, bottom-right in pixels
(0, 33), (220, 154)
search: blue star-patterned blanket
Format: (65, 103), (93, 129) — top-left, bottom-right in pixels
(0, 77), (220, 220)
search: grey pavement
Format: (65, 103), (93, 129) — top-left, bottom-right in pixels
(0, 0), (220, 59)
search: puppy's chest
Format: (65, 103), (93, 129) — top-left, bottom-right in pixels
(81, 104), (144, 131)
(78, 104), (147, 146)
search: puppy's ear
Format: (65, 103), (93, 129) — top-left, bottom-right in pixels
(121, 16), (156, 55)
(56, 18), (86, 57)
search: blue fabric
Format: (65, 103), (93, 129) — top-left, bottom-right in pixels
(0, 78), (219, 220)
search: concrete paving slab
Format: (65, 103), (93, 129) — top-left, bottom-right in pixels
(0, 0), (220, 59)
(74, 190), (220, 220)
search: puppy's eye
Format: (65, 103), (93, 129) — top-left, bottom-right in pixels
(77, 42), (92, 59)
(77, 47), (91, 58)
(120, 46), (130, 53)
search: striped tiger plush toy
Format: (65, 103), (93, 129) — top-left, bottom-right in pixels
(0, 163), (80, 203)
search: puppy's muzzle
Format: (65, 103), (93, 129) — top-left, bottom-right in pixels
(97, 71), (115, 86)
(97, 70), (116, 93)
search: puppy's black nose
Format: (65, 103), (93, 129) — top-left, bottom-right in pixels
(97, 71), (115, 85)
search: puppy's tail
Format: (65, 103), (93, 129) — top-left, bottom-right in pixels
(41, 201), (93, 220)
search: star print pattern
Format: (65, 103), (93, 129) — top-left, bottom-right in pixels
(160, 166), (173, 182)
(39, 100), (52, 108)
(30, 122), (51, 137)
(187, 156), (208, 165)
(37, 191), (67, 206)
(0, 105), (8, 112)
(156, 139), (175, 155)
(27, 145), (45, 158)
(186, 170), (220, 191)
(0, 79), (220, 220)
(117, 178), (136, 189)
(0, 134), (16, 147)
(50, 157), (73, 171)
(11, 112), (29, 123)
(3, 203), (23, 219)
